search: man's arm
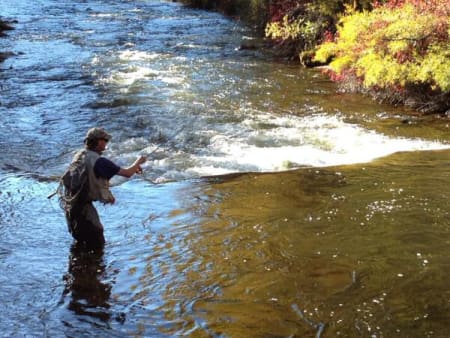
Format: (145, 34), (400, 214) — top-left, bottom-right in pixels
(117, 156), (147, 178)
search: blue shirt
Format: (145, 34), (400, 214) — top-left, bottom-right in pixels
(94, 157), (120, 180)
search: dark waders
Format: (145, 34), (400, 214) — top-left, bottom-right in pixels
(66, 200), (105, 250)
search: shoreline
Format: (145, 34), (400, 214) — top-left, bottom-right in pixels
(176, 0), (449, 117)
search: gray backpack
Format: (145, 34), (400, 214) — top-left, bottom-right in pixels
(54, 150), (89, 211)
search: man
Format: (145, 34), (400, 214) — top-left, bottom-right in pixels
(60, 127), (146, 249)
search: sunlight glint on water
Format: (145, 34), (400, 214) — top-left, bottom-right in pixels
(94, 50), (449, 182)
(0, 1), (449, 337)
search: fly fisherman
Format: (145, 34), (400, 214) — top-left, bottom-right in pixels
(57, 127), (147, 249)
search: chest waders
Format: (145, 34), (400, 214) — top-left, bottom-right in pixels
(60, 150), (115, 249)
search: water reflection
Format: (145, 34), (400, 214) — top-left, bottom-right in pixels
(62, 243), (113, 326)
(153, 150), (450, 336)
(1, 0), (449, 335)
(171, 171), (356, 337)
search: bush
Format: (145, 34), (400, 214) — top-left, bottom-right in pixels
(314, 1), (450, 113)
(264, 1), (334, 61)
(264, 1), (375, 62)
(179, 0), (270, 31)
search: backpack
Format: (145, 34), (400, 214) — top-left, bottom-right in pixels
(57, 150), (89, 211)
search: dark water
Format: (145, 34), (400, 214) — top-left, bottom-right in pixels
(1, 0), (449, 337)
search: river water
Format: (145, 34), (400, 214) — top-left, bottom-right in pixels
(0, 0), (449, 337)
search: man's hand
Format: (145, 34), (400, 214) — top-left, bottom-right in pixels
(135, 156), (146, 174)
(118, 156), (148, 178)
(137, 155), (147, 165)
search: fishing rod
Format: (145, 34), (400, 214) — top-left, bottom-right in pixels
(142, 121), (189, 158)
(137, 118), (196, 181)
(48, 116), (198, 198)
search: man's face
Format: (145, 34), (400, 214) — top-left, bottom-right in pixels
(96, 138), (108, 153)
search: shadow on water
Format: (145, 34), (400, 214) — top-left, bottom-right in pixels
(44, 244), (117, 337)
(63, 244), (112, 324)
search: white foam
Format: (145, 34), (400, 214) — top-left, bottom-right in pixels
(198, 113), (449, 172)
(117, 50), (164, 61)
(95, 50), (188, 90)
(106, 66), (156, 87)
(111, 112), (449, 181)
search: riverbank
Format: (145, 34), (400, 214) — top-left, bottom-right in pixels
(175, 0), (269, 32)
(177, 0), (450, 116)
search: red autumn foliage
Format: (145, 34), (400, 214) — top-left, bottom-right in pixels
(268, 0), (310, 22)
(375, 0), (450, 15)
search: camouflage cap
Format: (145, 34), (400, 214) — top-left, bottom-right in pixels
(84, 127), (112, 142)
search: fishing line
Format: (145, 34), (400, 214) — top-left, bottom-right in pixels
(142, 122), (189, 157)
(138, 112), (201, 183)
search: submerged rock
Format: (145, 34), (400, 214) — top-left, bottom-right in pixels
(0, 19), (15, 35)
(0, 19), (15, 62)
(0, 52), (14, 62)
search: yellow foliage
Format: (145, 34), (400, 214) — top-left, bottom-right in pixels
(330, 55), (354, 74)
(417, 44), (450, 92)
(265, 15), (302, 40)
(313, 42), (337, 63)
(387, 40), (409, 55)
(265, 12), (328, 52)
(314, 3), (450, 93)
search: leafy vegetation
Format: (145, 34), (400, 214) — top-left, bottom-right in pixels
(265, 2), (327, 56)
(264, 1), (375, 60)
(177, 0), (449, 114)
(178, 0), (270, 31)
(314, 0), (450, 113)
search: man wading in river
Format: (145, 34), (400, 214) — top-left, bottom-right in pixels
(56, 128), (146, 249)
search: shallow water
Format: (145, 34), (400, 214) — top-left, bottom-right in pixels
(0, 0), (449, 337)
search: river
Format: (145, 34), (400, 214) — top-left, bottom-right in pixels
(0, 0), (449, 337)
